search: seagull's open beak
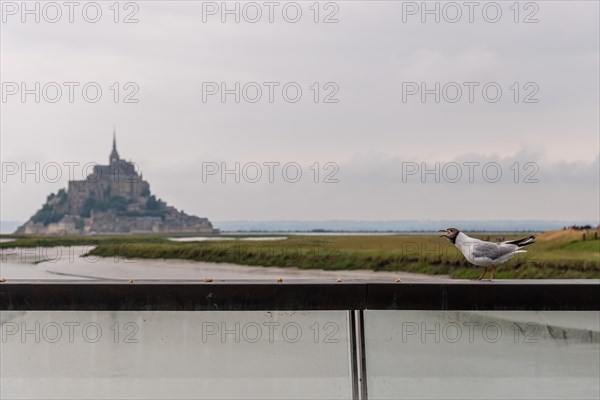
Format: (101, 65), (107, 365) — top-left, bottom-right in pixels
(439, 229), (448, 237)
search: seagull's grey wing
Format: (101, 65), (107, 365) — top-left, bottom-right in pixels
(471, 241), (516, 260)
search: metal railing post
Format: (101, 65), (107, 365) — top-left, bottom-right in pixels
(347, 310), (359, 400)
(355, 309), (368, 400)
(348, 309), (368, 400)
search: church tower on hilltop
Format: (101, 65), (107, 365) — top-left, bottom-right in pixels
(110, 127), (120, 165)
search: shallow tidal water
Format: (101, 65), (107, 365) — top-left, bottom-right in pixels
(0, 246), (450, 281)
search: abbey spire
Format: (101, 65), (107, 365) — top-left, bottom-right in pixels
(110, 126), (120, 164)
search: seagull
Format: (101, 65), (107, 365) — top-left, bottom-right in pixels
(439, 228), (535, 281)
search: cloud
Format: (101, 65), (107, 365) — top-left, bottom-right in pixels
(1, 1), (598, 222)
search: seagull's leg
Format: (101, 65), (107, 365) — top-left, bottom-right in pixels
(477, 267), (488, 281)
(489, 265), (496, 281)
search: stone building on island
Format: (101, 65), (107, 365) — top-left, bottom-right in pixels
(16, 133), (217, 235)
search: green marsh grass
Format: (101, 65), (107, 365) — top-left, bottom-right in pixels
(1, 230), (598, 279)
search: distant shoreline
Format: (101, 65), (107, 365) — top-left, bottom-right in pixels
(0, 230), (544, 239)
(2, 219), (599, 235)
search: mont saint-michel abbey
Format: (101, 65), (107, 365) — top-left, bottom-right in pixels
(67, 135), (152, 217)
(17, 133), (217, 235)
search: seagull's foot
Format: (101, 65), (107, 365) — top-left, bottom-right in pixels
(488, 265), (496, 281)
(476, 267), (488, 281)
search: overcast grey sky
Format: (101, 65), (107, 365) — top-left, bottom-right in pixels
(1, 1), (598, 224)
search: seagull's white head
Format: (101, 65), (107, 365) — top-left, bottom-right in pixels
(439, 228), (460, 242)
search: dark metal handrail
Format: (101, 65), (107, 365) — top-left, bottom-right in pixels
(2, 280), (599, 311)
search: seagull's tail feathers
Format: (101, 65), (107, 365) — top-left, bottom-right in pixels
(505, 235), (535, 248)
(496, 248), (529, 264)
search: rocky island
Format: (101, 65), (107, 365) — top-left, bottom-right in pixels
(16, 134), (217, 235)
